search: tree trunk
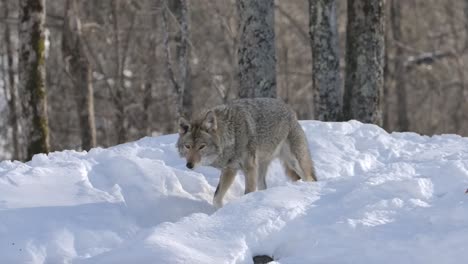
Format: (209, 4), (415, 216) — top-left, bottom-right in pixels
(162, 1), (181, 120)
(142, 82), (152, 136)
(111, 1), (128, 144)
(465, 0), (468, 49)
(142, 14), (157, 137)
(456, 0), (468, 133)
(391, 0), (409, 131)
(162, 0), (191, 122)
(237, 0), (276, 98)
(309, 0), (342, 121)
(62, 0), (97, 151)
(170, 0), (193, 118)
(343, 0), (385, 125)
(383, 19), (390, 131)
(19, 0), (50, 160)
(3, 0), (21, 160)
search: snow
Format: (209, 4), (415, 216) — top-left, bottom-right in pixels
(0, 120), (467, 264)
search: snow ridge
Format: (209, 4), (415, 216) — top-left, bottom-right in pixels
(0, 121), (467, 263)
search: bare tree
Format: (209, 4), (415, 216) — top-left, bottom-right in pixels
(309, 0), (342, 121)
(3, 0), (468, 162)
(237, 0), (276, 98)
(141, 15), (158, 137)
(343, 0), (385, 125)
(383, 23), (391, 131)
(465, 0), (468, 49)
(169, 0), (193, 118)
(390, 0), (409, 131)
(2, 0), (20, 160)
(111, 0), (132, 144)
(19, 0), (50, 160)
(62, 0), (96, 151)
(162, 0), (191, 119)
(449, 0), (468, 133)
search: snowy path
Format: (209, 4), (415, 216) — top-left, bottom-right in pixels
(0, 121), (467, 263)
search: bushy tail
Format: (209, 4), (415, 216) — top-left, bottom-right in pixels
(286, 122), (317, 182)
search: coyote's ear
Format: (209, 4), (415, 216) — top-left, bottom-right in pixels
(178, 117), (190, 135)
(202, 111), (217, 132)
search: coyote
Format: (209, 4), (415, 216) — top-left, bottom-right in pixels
(177, 98), (317, 208)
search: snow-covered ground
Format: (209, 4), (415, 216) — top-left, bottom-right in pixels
(1, 121), (467, 264)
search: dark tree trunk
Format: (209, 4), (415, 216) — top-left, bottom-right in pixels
(343, 0), (385, 125)
(237, 0), (276, 98)
(309, 0), (342, 121)
(62, 0), (97, 151)
(19, 0), (50, 160)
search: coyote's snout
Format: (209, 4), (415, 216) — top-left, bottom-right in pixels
(177, 98), (317, 208)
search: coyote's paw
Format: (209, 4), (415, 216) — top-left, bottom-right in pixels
(213, 197), (223, 209)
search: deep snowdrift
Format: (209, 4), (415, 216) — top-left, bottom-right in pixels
(0, 121), (467, 264)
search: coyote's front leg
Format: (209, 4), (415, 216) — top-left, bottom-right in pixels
(213, 168), (237, 208)
(242, 155), (258, 194)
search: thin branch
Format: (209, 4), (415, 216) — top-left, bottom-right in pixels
(404, 50), (454, 69)
(120, 9), (137, 75)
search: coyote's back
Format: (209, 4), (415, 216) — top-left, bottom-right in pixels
(177, 98), (316, 208)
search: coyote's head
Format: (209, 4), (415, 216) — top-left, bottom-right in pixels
(176, 111), (221, 169)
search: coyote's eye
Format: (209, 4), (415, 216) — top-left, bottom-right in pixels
(184, 144), (191, 149)
(199, 144), (206, 150)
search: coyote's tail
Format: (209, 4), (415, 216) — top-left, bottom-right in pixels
(286, 121), (317, 182)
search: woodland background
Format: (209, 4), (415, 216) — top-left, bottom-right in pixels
(1, 0), (467, 161)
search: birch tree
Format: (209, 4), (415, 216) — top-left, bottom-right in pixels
(343, 0), (385, 125)
(309, 0), (342, 121)
(19, 0), (50, 160)
(237, 0), (276, 98)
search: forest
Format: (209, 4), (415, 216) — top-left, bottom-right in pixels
(1, 0), (467, 161)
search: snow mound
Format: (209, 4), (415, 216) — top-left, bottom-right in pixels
(1, 121), (467, 263)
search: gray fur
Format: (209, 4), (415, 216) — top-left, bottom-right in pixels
(177, 98), (317, 208)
